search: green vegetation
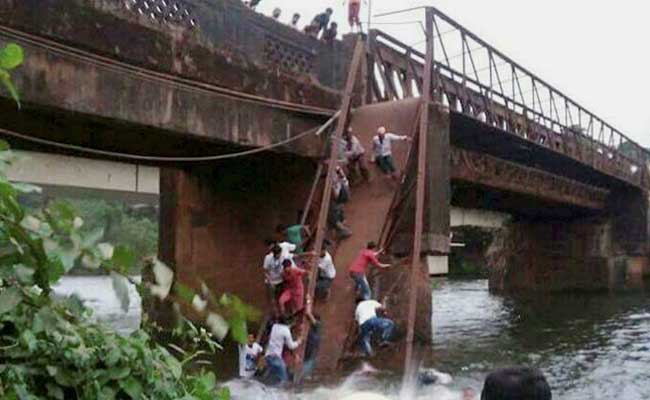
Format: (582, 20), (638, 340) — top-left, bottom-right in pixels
(49, 198), (158, 274)
(0, 43), (23, 108)
(0, 143), (258, 399)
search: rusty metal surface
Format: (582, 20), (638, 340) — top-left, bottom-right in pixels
(313, 98), (421, 374)
(451, 147), (610, 210)
(295, 38), (365, 380)
(365, 9), (650, 190)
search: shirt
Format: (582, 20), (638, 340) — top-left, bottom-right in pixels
(344, 136), (365, 159)
(318, 251), (336, 279)
(265, 323), (300, 358)
(372, 133), (409, 157)
(355, 300), (382, 326)
(286, 225), (303, 249)
(333, 172), (349, 199)
(312, 13), (330, 31)
(238, 342), (263, 378)
(263, 253), (284, 285)
(278, 241), (297, 261)
(348, 249), (381, 274)
(282, 267), (307, 293)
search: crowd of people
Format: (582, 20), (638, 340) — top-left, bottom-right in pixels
(234, 126), (411, 386)
(241, 1), (367, 43)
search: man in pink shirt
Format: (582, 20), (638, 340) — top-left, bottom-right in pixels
(348, 241), (390, 300)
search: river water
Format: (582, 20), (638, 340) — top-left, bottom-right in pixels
(54, 277), (650, 399)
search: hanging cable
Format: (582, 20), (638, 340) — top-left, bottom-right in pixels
(0, 111), (340, 163)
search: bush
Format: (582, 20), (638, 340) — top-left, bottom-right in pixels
(0, 143), (256, 399)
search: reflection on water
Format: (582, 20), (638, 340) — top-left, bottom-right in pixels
(433, 280), (650, 400)
(54, 276), (650, 399)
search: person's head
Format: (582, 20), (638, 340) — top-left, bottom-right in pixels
(330, 22), (338, 29)
(247, 333), (256, 345)
(276, 224), (287, 234)
(292, 13), (301, 24)
(282, 258), (293, 270)
(377, 126), (387, 137)
(271, 244), (282, 258)
(336, 165), (345, 177)
(481, 367), (552, 400)
(325, 8), (333, 16)
(355, 296), (366, 305)
(367, 241), (377, 250)
(272, 7), (281, 19)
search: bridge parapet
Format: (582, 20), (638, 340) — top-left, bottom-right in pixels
(365, 8), (650, 190)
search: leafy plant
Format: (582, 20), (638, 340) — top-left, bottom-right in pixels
(0, 142), (257, 399)
(0, 43), (23, 108)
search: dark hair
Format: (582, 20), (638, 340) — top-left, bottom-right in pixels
(355, 297), (366, 304)
(367, 241), (377, 250)
(331, 22), (338, 27)
(282, 259), (293, 268)
(264, 238), (276, 247)
(276, 224), (287, 233)
(326, 8), (333, 13)
(271, 245), (282, 255)
(481, 367), (552, 400)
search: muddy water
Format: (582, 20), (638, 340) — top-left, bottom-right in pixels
(54, 277), (650, 399)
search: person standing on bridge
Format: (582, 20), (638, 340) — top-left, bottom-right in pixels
(348, 241), (390, 300)
(344, 0), (365, 32)
(372, 126), (411, 180)
(355, 298), (395, 357)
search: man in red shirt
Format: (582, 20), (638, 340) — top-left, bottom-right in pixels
(278, 259), (308, 316)
(348, 241), (390, 300)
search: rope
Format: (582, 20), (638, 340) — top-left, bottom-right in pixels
(0, 111), (339, 163)
(0, 25), (336, 117)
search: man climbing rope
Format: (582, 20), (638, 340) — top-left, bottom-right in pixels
(263, 244), (285, 310)
(348, 241), (390, 300)
(316, 241), (336, 300)
(355, 298), (395, 357)
(372, 126), (411, 180)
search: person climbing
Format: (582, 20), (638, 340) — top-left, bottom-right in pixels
(264, 316), (303, 386)
(316, 241), (336, 299)
(343, 127), (370, 184)
(301, 295), (322, 379)
(279, 217), (311, 253)
(248, 0), (262, 9)
(345, 0), (364, 32)
(278, 259), (308, 316)
(333, 165), (350, 205)
(238, 334), (263, 379)
(322, 22), (338, 44)
(348, 241), (390, 300)
(355, 298), (395, 357)
(263, 244), (285, 305)
(290, 13), (301, 30)
(328, 198), (352, 239)
(372, 126), (411, 180)
(310, 8), (334, 38)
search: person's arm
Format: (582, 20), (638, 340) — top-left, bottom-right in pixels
(284, 327), (302, 350)
(305, 295), (317, 325)
(369, 252), (390, 269)
(302, 224), (312, 238)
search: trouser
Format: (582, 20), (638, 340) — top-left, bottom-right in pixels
(348, 154), (370, 182)
(358, 317), (395, 356)
(348, 2), (361, 26)
(265, 354), (288, 385)
(350, 272), (371, 300)
(376, 155), (396, 175)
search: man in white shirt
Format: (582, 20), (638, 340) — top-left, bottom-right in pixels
(372, 126), (411, 180)
(316, 243), (337, 299)
(355, 298), (395, 357)
(264, 317), (303, 386)
(238, 334), (263, 379)
(263, 244), (285, 304)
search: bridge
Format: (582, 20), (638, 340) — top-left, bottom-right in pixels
(2, 0), (649, 376)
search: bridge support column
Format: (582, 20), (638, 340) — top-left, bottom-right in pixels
(488, 188), (650, 292)
(423, 104), (451, 275)
(158, 155), (317, 312)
